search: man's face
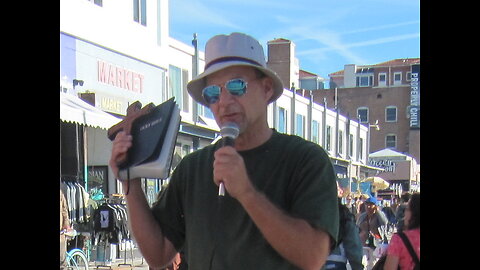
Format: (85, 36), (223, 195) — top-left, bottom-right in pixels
(365, 202), (377, 215)
(205, 66), (273, 134)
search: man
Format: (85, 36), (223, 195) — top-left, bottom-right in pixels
(110, 32), (338, 270)
(356, 197), (387, 270)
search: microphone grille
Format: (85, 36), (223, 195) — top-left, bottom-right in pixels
(220, 122), (239, 139)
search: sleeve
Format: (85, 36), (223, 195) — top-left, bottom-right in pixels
(343, 219), (364, 270)
(288, 142), (339, 245)
(150, 161), (186, 251)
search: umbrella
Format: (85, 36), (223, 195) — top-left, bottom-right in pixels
(364, 176), (390, 191)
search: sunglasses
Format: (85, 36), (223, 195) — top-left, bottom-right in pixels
(202, 78), (248, 105)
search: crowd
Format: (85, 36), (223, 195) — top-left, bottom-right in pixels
(330, 192), (420, 270)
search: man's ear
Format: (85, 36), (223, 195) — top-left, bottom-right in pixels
(261, 77), (274, 102)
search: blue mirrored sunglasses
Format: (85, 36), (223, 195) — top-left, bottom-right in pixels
(202, 78), (248, 105)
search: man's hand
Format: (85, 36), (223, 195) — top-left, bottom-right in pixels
(213, 146), (254, 199)
(109, 131), (133, 179)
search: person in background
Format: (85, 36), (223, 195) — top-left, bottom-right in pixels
(356, 197), (388, 270)
(384, 193), (420, 270)
(60, 188), (71, 269)
(395, 193), (411, 233)
(110, 32), (339, 270)
(325, 184), (364, 270)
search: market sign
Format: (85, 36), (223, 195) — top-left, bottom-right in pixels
(409, 64), (420, 129)
(369, 159), (396, 172)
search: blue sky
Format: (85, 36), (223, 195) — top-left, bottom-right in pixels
(168, 0), (420, 81)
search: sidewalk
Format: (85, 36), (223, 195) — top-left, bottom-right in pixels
(88, 257), (149, 269)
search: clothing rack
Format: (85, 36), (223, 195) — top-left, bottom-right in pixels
(92, 195), (133, 268)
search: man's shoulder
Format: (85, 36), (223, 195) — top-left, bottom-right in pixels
(274, 131), (327, 154)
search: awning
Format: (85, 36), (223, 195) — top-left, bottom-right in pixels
(60, 92), (121, 129)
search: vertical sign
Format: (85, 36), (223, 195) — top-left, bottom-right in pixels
(409, 64), (420, 129)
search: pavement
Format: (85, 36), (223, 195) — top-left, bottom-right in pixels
(87, 257), (149, 269)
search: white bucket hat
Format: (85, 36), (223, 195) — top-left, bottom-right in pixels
(187, 32), (284, 107)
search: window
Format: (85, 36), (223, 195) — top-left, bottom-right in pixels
(349, 134), (354, 158)
(378, 73), (387, 86)
(385, 106), (397, 122)
(168, 65), (189, 112)
(338, 130), (344, 155)
(133, 0), (147, 26)
(406, 72), (412, 82)
(326, 126), (332, 151)
(295, 114), (305, 138)
(393, 72), (402, 85)
(359, 138), (364, 161)
(278, 107), (287, 133)
(312, 120), (320, 144)
(357, 107), (369, 123)
(87, 0), (103, 6)
(356, 75), (373, 87)
(386, 134), (396, 148)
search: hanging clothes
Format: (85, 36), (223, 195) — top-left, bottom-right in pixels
(92, 199), (130, 245)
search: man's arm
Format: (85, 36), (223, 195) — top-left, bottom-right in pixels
(239, 189), (332, 270)
(213, 146), (333, 270)
(110, 132), (177, 268)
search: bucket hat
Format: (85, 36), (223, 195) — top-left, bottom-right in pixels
(187, 32), (284, 107)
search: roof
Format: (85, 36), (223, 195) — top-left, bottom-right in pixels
(328, 58), (420, 77)
(369, 148), (408, 158)
(299, 69), (320, 78)
(60, 92), (121, 129)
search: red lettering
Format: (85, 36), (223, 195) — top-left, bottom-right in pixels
(98, 61), (109, 83)
(97, 60), (145, 93)
(117, 68), (125, 89)
(137, 74), (144, 93)
(125, 70), (132, 90)
(108, 65), (117, 86)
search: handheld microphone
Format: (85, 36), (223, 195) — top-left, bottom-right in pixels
(218, 122), (239, 196)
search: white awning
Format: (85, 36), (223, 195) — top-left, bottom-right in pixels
(60, 92), (121, 129)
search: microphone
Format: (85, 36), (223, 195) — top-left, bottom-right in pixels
(218, 122), (239, 196)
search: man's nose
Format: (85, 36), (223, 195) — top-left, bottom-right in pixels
(217, 87), (235, 105)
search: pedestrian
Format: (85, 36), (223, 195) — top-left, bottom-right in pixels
(395, 193), (411, 233)
(356, 197), (388, 270)
(60, 188), (71, 269)
(383, 193), (420, 270)
(325, 185), (364, 270)
(109, 32), (339, 270)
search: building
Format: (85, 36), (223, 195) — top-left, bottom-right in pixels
(369, 148), (420, 197)
(60, 1), (379, 201)
(327, 59), (420, 164)
(291, 58), (421, 164)
(266, 38), (382, 186)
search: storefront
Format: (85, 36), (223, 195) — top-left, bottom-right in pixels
(368, 148), (421, 199)
(61, 32), (218, 200)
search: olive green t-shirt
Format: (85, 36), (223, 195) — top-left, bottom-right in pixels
(151, 130), (339, 269)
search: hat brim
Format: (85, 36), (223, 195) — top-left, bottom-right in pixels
(187, 61), (284, 107)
